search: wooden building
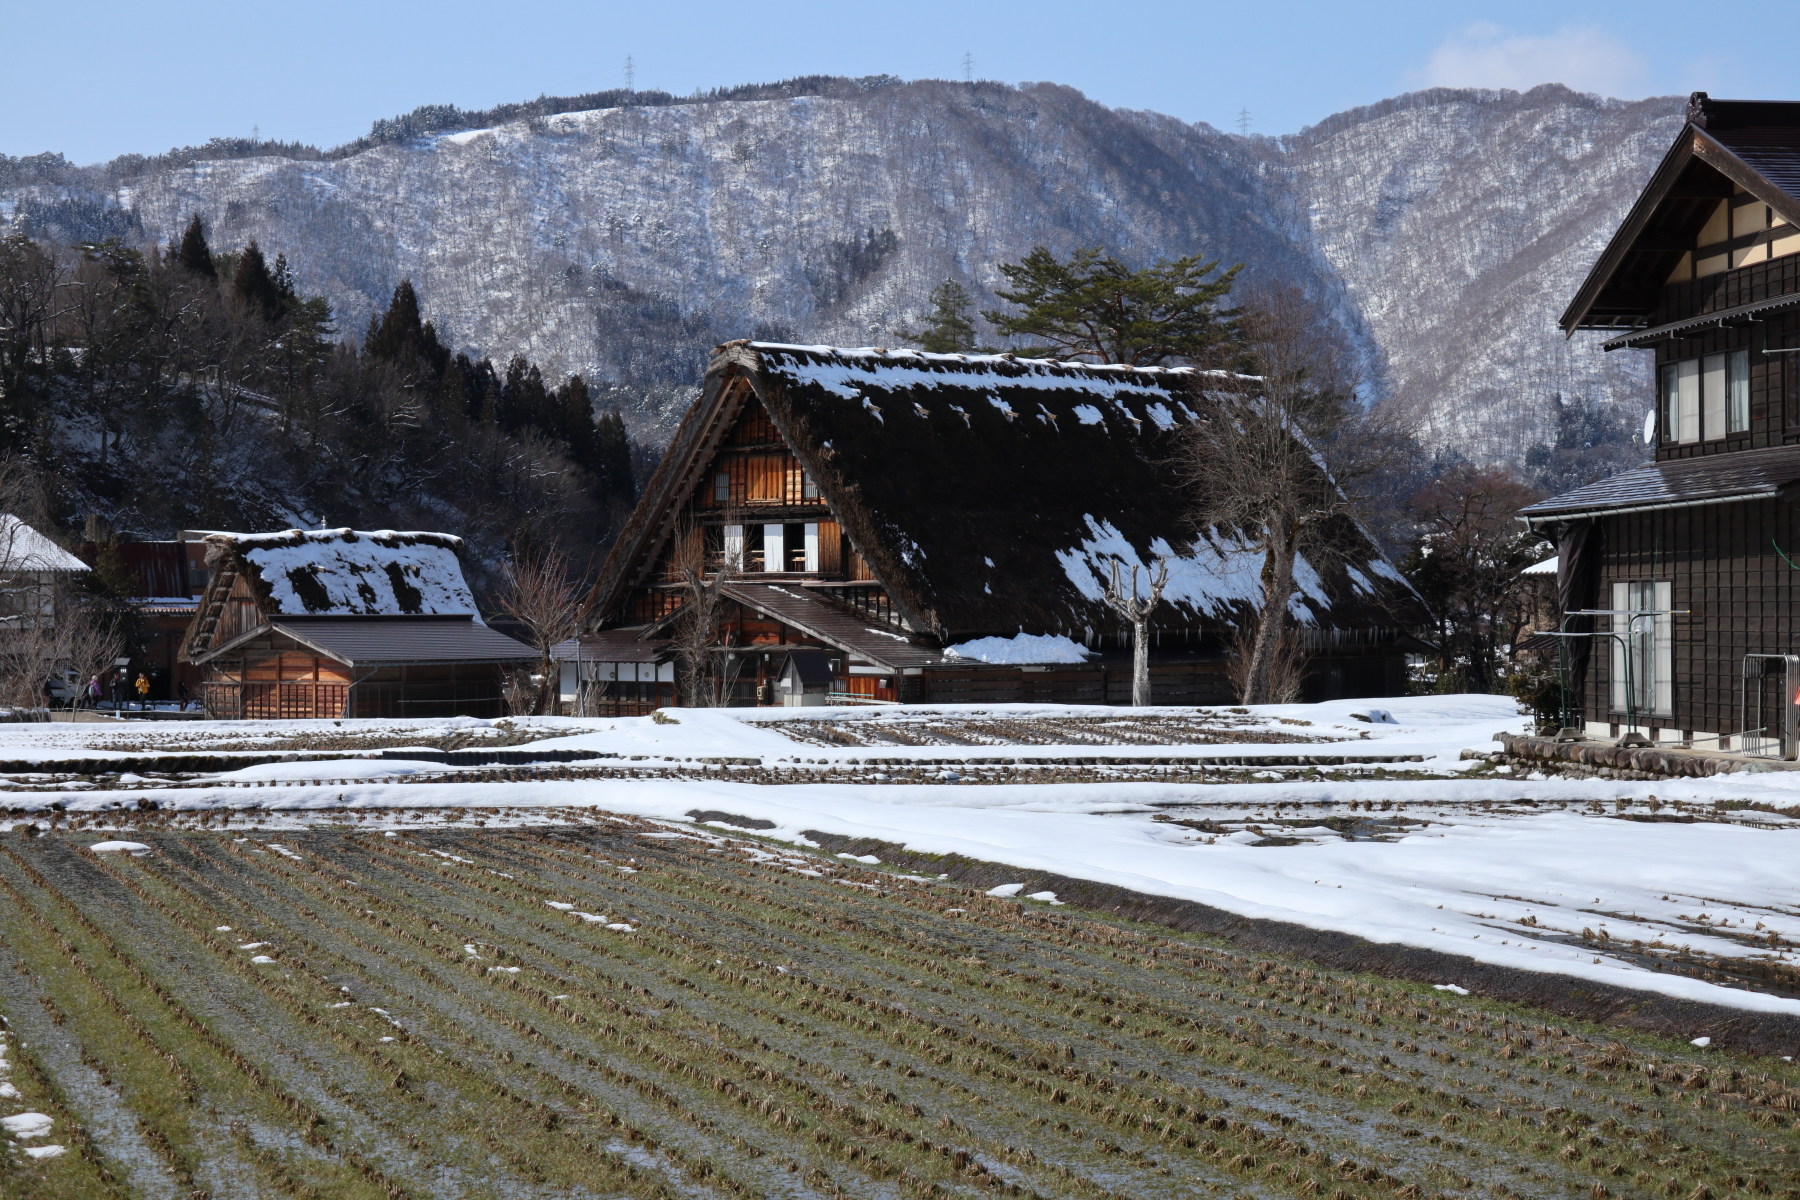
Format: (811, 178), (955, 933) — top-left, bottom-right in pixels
(1524, 93), (1800, 751)
(578, 341), (1426, 711)
(182, 528), (535, 720)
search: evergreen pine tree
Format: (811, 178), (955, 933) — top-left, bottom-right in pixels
(590, 408), (636, 504)
(231, 240), (284, 320)
(903, 279), (977, 353)
(364, 280), (425, 360)
(271, 253), (296, 301)
(176, 214), (216, 278)
(986, 246), (1242, 366)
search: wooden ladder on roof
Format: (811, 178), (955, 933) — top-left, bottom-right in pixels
(188, 563), (238, 654)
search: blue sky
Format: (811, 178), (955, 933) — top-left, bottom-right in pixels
(4, 0), (1789, 164)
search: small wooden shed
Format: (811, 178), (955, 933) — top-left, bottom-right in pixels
(181, 528), (535, 720)
(776, 649), (833, 706)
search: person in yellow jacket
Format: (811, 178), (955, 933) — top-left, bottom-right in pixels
(134, 672), (151, 710)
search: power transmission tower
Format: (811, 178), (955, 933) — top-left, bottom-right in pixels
(624, 54), (635, 91)
(1236, 107), (1253, 136)
(962, 51), (973, 83)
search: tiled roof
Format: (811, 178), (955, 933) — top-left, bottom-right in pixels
(1520, 445), (1800, 522)
(195, 617), (535, 666)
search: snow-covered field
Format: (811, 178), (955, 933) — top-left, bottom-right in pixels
(6, 694), (1800, 1018)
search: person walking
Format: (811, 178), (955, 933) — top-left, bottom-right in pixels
(134, 672), (150, 710)
(109, 670), (126, 711)
(177, 680), (191, 712)
(85, 675), (101, 710)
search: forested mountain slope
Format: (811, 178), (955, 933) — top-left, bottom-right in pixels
(2, 79), (1686, 481)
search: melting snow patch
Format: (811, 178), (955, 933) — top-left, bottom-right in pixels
(1690, 1036), (1713, 1048)
(22, 1144), (64, 1160)
(607, 923), (635, 932)
(1432, 984), (1470, 996)
(238, 942), (267, 950)
(573, 912), (608, 923)
(487, 966), (521, 974)
(1, 1113), (52, 1138)
(250, 955), (276, 964)
(0, 1084), (17, 1100)
(1026, 891), (1065, 905)
(837, 853), (881, 864)
(944, 633), (1092, 664)
(986, 883), (1026, 898)
(544, 901), (576, 911)
(87, 841), (149, 854)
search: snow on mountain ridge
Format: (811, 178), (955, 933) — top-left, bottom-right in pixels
(6, 80), (1686, 477)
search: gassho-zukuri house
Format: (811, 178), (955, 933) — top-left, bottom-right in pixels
(570, 341), (1428, 711)
(181, 528), (535, 719)
(1524, 93), (1800, 754)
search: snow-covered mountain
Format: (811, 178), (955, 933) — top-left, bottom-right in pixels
(3, 79), (1685, 476)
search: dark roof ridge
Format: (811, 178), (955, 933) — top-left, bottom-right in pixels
(736, 340), (1262, 382)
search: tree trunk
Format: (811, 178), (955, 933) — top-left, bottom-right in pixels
(1244, 526), (1297, 705)
(1131, 616), (1151, 706)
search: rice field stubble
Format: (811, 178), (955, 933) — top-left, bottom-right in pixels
(0, 819), (1794, 1200)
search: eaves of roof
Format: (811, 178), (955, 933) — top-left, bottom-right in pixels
(1519, 444), (1800, 526)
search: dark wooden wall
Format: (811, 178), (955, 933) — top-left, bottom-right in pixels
(1588, 498), (1800, 737)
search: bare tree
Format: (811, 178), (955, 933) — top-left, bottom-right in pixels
(1104, 558), (1168, 706)
(1176, 284), (1370, 705)
(669, 519), (743, 707)
(498, 542), (585, 715)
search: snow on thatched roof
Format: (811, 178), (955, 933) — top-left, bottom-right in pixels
(595, 343), (1422, 641)
(201, 528), (477, 617)
(0, 515), (89, 573)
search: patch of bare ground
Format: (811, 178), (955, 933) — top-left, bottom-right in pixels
(0, 820), (1794, 1199)
(766, 711), (1345, 749)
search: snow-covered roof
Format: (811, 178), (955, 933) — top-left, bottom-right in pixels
(0, 515), (89, 573)
(1521, 555), (1559, 577)
(204, 528), (476, 617)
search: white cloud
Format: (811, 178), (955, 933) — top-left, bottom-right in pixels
(1421, 23), (1647, 98)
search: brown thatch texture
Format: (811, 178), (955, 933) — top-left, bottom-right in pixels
(203, 528), (477, 617)
(595, 344), (1424, 643)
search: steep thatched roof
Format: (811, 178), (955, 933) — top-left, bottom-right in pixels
(201, 528), (477, 617)
(593, 342), (1423, 641)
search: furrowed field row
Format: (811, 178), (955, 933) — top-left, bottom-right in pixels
(253, 831), (1800, 1194)
(477, 830), (1799, 1196)
(0, 843), (411, 1200)
(5, 828), (1797, 1200)
(132, 836), (803, 1199)
(179, 834), (1159, 1199)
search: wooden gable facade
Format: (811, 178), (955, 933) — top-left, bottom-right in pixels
(581, 342), (1426, 712)
(1526, 94), (1800, 751)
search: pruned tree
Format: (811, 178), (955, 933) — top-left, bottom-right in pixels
(669, 518), (743, 707)
(498, 542), (585, 715)
(1176, 284), (1371, 705)
(1104, 557), (1169, 706)
(985, 246), (1241, 366)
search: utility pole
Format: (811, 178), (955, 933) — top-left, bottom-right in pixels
(624, 54), (635, 92)
(1236, 107), (1253, 136)
(961, 51), (973, 83)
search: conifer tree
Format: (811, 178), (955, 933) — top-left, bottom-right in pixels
(364, 280), (425, 360)
(590, 408), (636, 504)
(902, 279), (977, 353)
(986, 246), (1241, 366)
(231, 240), (284, 320)
(176, 214), (216, 278)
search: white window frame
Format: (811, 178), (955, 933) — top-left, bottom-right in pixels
(1610, 580), (1673, 718)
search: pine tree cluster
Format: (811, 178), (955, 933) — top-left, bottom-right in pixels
(0, 218), (638, 590)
